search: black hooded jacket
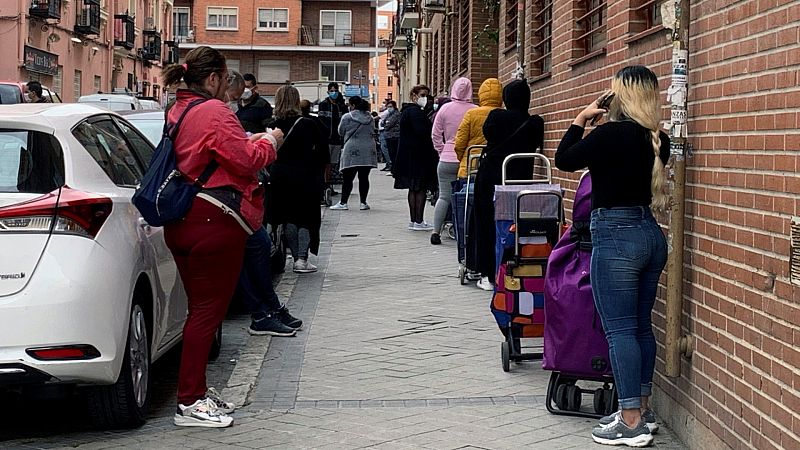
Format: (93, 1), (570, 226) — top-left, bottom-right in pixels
(317, 94), (349, 146)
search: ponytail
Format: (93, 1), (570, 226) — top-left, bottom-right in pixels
(650, 130), (668, 211)
(161, 46), (226, 88)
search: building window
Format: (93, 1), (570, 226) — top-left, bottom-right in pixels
(258, 60), (290, 83)
(388, 76), (393, 87)
(227, 59), (240, 74)
(53, 66), (63, 97)
(505, 0), (518, 49)
(320, 61), (350, 83)
(531, 0), (553, 76)
(458, 0), (470, 72)
(93, 75), (101, 94)
(74, 69), (82, 100)
(173, 7), (191, 42)
(630, 0), (665, 36)
(576, 0), (606, 56)
(320, 10), (352, 46)
(257, 8), (288, 31)
(207, 6), (238, 31)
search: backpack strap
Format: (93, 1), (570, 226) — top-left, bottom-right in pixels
(166, 98), (208, 139)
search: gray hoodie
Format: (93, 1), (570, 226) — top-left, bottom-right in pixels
(338, 109), (378, 170)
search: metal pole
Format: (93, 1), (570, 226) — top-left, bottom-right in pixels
(665, 0), (692, 378)
(516, 0), (526, 79)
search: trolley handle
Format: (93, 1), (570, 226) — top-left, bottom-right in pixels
(502, 152), (551, 185)
(465, 145), (486, 175)
(514, 189), (564, 259)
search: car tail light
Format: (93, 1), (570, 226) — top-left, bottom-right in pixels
(26, 345), (101, 361)
(0, 187), (112, 238)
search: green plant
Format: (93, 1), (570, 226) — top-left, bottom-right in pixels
(474, 0), (500, 57)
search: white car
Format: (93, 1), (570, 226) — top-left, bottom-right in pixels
(0, 104), (190, 428)
(78, 94), (142, 112)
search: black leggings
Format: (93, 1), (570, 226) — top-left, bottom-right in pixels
(341, 167), (371, 204)
(408, 189), (427, 224)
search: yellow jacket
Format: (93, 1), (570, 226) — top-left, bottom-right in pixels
(454, 78), (503, 178)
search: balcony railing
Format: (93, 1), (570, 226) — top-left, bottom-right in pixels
(173, 26), (196, 44)
(75, 0), (100, 36)
(113, 12), (135, 49)
(30, 0), (61, 20)
(141, 29), (161, 62)
(298, 26), (373, 47)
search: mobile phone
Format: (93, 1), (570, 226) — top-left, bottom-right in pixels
(591, 92), (615, 126)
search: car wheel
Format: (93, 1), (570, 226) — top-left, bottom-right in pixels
(87, 303), (150, 429)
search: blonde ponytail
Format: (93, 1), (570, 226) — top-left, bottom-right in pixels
(650, 130), (667, 211)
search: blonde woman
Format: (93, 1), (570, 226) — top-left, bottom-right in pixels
(555, 65), (669, 448)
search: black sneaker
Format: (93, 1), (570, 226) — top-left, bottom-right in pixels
(249, 314), (297, 337)
(430, 233), (441, 245)
(276, 306), (303, 330)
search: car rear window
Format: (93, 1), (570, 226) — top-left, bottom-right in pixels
(0, 130), (65, 193)
(0, 85), (23, 104)
(125, 118), (163, 146)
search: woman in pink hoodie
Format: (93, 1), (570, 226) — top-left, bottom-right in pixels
(430, 77), (476, 245)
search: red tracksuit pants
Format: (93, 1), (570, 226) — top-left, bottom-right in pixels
(165, 199), (248, 406)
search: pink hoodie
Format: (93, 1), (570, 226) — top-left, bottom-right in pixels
(432, 77), (476, 163)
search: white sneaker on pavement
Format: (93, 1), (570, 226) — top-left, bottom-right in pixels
(412, 222), (434, 231)
(293, 258), (318, 273)
(205, 387), (235, 414)
(477, 276), (494, 291)
(329, 203), (349, 210)
(174, 398), (233, 428)
(360, 203), (370, 210)
(408, 222), (416, 230)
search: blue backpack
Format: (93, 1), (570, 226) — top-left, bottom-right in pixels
(132, 98), (218, 227)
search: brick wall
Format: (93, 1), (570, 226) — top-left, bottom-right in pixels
(190, 0), (303, 46)
(501, 1), (800, 449)
(301, 1), (375, 47)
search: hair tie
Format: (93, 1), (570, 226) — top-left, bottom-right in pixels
(181, 63), (188, 71)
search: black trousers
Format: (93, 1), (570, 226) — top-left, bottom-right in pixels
(341, 166), (372, 204)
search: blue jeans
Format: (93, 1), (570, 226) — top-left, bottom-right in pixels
(589, 207), (667, 410)
(379, 131), (391, 166)
(237, 226), (282, 320)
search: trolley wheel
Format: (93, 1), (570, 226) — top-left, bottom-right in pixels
(555, 384), (569, 410)
(566, 385), (582, 411)
(501, 342), (510, 372)
(324, 188), (333, 207)
(593, 388), (606, 415)
(459, 265), (467, 285)
(604, 387), (618, 415)
(444, 223), (456, 240)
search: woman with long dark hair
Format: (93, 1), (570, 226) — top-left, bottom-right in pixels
(556, 65), (669, 447)
(161, 46), (281, 428)
(268, 86), (329, 273)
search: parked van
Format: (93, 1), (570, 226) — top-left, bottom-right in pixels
(78, 94), (141, 111)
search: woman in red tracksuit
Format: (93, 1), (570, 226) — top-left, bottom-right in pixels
(161, 46), (283, 428)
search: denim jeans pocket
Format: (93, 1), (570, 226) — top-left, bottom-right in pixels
(609, 224), (648, 260)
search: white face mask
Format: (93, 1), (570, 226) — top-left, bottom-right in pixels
(241, 88), (253, 100)
(416, 97), (427, 108)
(433, 104), (440, 112)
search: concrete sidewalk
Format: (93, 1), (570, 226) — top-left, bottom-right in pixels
(6, 170), (688, 449)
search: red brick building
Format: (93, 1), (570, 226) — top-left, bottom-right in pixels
(491, 1), (799, 449)
(175, 0), (378, 103)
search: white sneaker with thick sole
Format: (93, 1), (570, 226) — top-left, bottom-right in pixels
(293, 258), (318, 273)
(477, 277), (494, 291)
(412, 222), (434, 231)
(407, 222), (416, 230)
(329, 203), (349, 210)
(174, 398), (233, 428)
(360, 203), (370, 210)
(205, 387), (235, 414)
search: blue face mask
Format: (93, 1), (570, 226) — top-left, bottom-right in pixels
(329, 91), (339, 100)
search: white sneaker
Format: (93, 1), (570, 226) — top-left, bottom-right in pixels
(360, 203), (370, 210)
(408, 222), (416, 230)
(293, 258), (318, 273)
(206, 387), (235, 414)
(477, 277), (494, 291)
(329, 203), (348, 210)
(413, 222), (434, 231)
(174, 398), (233, 428)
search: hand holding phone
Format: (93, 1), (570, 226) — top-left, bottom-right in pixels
(590, 91), (615, 126)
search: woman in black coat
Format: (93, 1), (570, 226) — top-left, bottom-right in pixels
(268, 86), (329, 273)
(471, 79), (544, 291)
(392, 84), (439, 230)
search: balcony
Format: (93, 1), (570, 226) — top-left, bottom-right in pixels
(75, 0), (100, 37)
(298, 26), (373, 47)
(163, 40), (179, 65)
(399, 0), (420, 30)
(113, 12), (135, 50)
(29, 0), (61, 21)
(141, 29), (162, 62)
(173, 25), (195, 44)
(392, 34), (408, 54)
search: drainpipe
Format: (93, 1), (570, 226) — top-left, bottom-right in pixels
(664, 0), (694, 377)
(515, 0), (525, 79)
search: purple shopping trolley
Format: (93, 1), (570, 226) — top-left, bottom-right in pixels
(543, 173), (618, 418)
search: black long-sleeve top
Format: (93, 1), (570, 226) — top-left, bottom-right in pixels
(555, 121), (670, 209)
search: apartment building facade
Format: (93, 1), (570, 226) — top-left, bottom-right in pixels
(175, 0), (379, 104)
(494, 2), (797, 449)
(0, 0), (176, 102)
(371, 7), (395, 105)
(390, 0), (498, 103)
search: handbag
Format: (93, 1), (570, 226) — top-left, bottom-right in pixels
(132, 98), (216, 227)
